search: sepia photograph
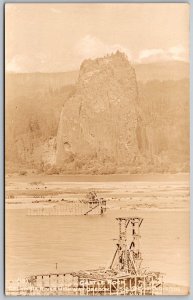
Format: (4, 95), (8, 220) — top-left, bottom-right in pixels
(5, 3), (190, 296)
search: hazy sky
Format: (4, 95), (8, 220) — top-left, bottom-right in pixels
(5, 3), (189, 73)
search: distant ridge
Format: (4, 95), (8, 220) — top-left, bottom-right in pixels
(6, 60), (189, 85)
(134, 61), (189, 82)
(5, 70), (79, 89)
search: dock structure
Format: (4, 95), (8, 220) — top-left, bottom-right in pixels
(7, 217), (164, 296)
(27, 191), (107, 216)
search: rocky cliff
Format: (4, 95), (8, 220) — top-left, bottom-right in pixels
(56, 52), (143, 173)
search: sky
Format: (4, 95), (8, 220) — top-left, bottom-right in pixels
(5, 3), (189, 73)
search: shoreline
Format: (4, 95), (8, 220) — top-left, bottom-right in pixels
(5, 172), (190, 183)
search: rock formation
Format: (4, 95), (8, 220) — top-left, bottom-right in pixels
(56, 52), (142, 173)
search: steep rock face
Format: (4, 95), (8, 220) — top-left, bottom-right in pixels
(56, 52), (141, 172)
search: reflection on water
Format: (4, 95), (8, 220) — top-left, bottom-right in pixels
(6, 209), (189, 287)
